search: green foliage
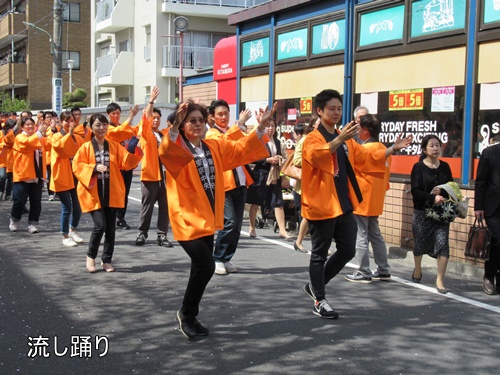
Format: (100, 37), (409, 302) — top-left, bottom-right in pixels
(63, 88), (88, 109)
(0, 92), (31, 112)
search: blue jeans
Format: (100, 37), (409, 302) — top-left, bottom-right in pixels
(0, 168), (13, 197)
(213, 186), (247, 263)
(58, 188), (82, 235)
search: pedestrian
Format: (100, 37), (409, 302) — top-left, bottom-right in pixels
(205, 99), (253, 275)
(247, 118), (292, 239)
(44, 111), (58, 201)
(9, 117), (48, 233)
(106, 103), (141, 230)
(344, 113), (392, 283)
(72, 114), (143, 273)
(135, 87), (173, 248)
(301, 89), (411, 319)
(50, 111), (85, 247)
(158, 98), (273, 339)
(411, 134), (453, 294)
(474, 139), (500, 295)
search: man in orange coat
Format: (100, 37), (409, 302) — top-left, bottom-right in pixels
(344, 114), (392, 284)
(301, 89), (411, 319)
(205, 99), (253, 275)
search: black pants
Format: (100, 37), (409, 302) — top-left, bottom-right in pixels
(11, 180), (43, 224)
(138, 180), (169, 235)
(117, 169), (133, 221)
(178, 235), (215, 318)
(88, 208), (117, 263)
(308, 213), (357, 301)
(485, 205), (500, 279)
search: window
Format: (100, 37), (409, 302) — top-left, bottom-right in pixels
(62, 51), (80, 70)
(63, 3), (80, 22)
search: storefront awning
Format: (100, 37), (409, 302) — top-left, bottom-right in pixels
(213, 36), (237, 81)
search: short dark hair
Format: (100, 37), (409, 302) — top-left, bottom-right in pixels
(178, 103), (207, 136)
(4, 119), (17, 130)
(43, 111), (53, 119)
(359, 114), (381, 140)
(209, 99), (230, 115)
(21, 117), (35, 127)
(71, 106), (81, 113)
(167, 112), (175, 125)
(420, 134), (442, 161)
(60, 111), (73, 123)
(153, 108), (162, 117)
(294, 123), (307, 136)
(90, 114), (109, 127)
(106, 103), (121, 114)
(314, 89), (342, 111)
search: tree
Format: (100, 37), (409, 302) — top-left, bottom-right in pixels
(0, 92), (31, 112)
(63, 88), (88, 109)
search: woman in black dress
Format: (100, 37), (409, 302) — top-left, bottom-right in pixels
(411, 134), (453, 293)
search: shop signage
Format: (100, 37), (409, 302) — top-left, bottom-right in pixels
(287, 108), (297, 120)
(242, 37), (270, 67)
(411, 0), (466, 38)
(312, 19), (346, 54)
(389, 89), (424, 110)
(477, 121), (500, 154)
(431, 86), (455, 112)
(300, 97), (313, 114)
(277, 28), (308, 60)
(484, 0), (500, 24)
(359, 5), (405, 47)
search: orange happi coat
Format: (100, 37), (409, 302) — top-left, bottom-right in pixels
(2, 129), (16, 172)
(205, 125), (255, 191)
(50, 131), (85, 192)
(158, 130), (269, 242)
(138, 116), (168, 182)
(72, 140), (142, 213)
(353, 142), (391, 217)
(107, 119), (137, 144)
(301, 129), (387, 221)
(12, 132), (47, 182)
(74, 123), (92, 142)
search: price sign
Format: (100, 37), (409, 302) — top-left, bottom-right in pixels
(300, 97), (312, 114)
(389, 89), (424, 111)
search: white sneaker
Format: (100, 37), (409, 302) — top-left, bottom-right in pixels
(68, 230), (84, 243)
(214, 261), (227, 275)
(48, 195), (55, 201)
(62, 237), (78, 247)
(27, 225), (38, 234)
(224, 262), (237, 273)
(9, 218), (18, 232)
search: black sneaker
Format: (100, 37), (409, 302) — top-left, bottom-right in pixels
(157, 234), (173, 248)
(345, 271), (372, 284)
(313, 299), (339, 319)
(177, 310), (196, 338)
(371, 271), (391, 281)
(116, 219), (130, 229)
(302, 283), (316, 302)
(135, 233), (147, 246)
(193, 319), (209, 336)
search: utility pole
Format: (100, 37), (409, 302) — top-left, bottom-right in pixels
(52, 0), (63, 113)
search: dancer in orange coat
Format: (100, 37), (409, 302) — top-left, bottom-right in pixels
(159, 98), (274, 339)
(72, 114), (143, 273)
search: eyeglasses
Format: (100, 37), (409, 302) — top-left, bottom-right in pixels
(187, 118), (205, 125)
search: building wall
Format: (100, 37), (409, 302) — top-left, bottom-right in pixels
(183, 81), (216, 106)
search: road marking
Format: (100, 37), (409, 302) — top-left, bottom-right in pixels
(242, 231), (500, 314)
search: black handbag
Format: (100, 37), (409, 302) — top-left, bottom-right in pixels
(464, 219), (491, 260)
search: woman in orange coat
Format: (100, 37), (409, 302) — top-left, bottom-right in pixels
(72, 114), (143, 273)
(10, 117), (48, 233)
(50, 111), (86, 247)
(158, 99), (273, 339)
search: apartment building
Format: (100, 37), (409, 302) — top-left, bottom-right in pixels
(0, 0), (91, 110)
(92, 0), (268, 107)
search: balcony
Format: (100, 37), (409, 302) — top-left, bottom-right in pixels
(162, 0), (270, 18)
(161, 45), (214, 77)
(0, 61), (27, 90)
(0, 12), (27, 49)
(96, 51), (134, 87)
(95, 0), (133, 33)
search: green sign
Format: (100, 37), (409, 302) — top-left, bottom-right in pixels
(242, 37), (270, 67)
(359, 5), (405, 47)
(312, 19), (346, 54)
(484, 0), (500, 24)
(277, 28), (308, 60)
(411, 0), (466, 38)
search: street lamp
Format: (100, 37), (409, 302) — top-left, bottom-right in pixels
(23, 22), (54, 54)
(174, 16), (188, 102)
(67, 59), (74, 92)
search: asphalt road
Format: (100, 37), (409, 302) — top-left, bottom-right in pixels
(1, 178), (500, 375)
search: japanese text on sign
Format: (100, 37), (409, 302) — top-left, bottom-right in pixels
(300, 98), (312, 114)
(389, 89), (424, 110)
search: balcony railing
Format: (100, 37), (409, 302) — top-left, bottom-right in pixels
(96, 53), (117, 77)
(163, 45), (214, 70)
(162, 0), (269, 7)
(96, 0), (115, 23)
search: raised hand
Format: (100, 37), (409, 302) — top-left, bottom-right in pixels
(257, 102), (278, 132)
(394, 133), (413, 152)
(172, 102), (189, 132)
(238, 109), (252, 128)
(337, 121), (359, 142)
(150, 86), (160, 103)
